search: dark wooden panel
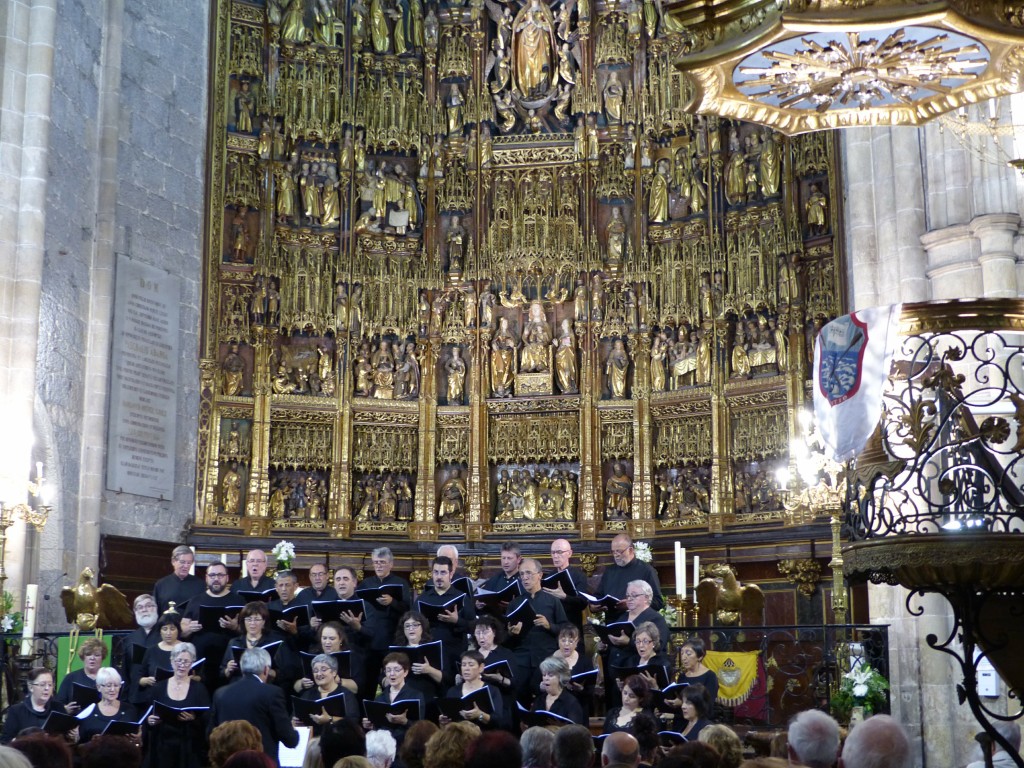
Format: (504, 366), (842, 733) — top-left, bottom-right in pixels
(99, 535), (180, 606)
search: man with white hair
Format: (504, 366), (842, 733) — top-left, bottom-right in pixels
(789, 709), (840, 768)
(839, 715), (911, 768)
(522, 725), (556, 768)
(209, 647), (299, 765)
(966, 721), (1022, 768)
(366, 729), (397, 768)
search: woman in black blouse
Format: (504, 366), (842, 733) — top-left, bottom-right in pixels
(441, 650), (506, 730)
(530, 656), (585, 726)
(602, 674), (652, 735)
(145, 641), (210, 768)
(138, 614), (185, 703)
(54, 637), (107, 714)
(1, 667), (70, 743)
(76, 666), (139, 744)
(220, 602), (282, 681)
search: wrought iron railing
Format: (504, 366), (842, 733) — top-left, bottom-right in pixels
(848, 300), (1024, 538)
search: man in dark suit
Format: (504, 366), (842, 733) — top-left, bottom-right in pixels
(209, 647), (299, 766)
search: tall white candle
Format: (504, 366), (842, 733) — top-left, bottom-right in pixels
(674, 543), (685, 597)
(693, 556), (700, 603)
(20, 584), (38, 656)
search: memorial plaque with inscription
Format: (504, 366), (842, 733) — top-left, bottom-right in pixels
(106, 255), (181, 499)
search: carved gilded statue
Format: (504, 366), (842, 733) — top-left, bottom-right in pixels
(370, 0), (391, 54)
(605, 208), (626, 267)
(771, 317), (787, 373)
(300, 162), (322, 226)
(806, 184), (827, 234)
(650, 331), (668, 392)
(222, 342), (244, 396)
(696, 330), (712, 384)
(333, 283), (348, 333)
(602, 71), (624, 124)
(481, 290), (496, 328)
(438, 472), (467, 520)
(235, 82), (254, 134)
(321, 165), (341, 228)
(276, 164), (297, 223)
(520, 301), (552, 373)
(725, 128), (746, 205)
(606, 338), (629, 399)
(649, 160), (670, 223)
(221, 462), (243, 516)
(446, 347), (467, 404)
(554, 318), (578, 394)
(273, 364), (295, 394)
(372, 340), (396, 399)
(354, 341), (373, 397)
(731, 324), (751, 379)
(491, 316), (517, 397)
(605, 462), (632, 519)
(446, 84), (464, 137)
(281, 0), (307, 43)
(760, 128), (780, 197)
(513, 0), (555, 98)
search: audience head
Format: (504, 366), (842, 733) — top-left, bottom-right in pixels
(522, 726), (556, 768)
(554, 725), (595, 768)
(737, 760), (788, 768)
(602, 732), (639, 767)
(399, 721), (439, 768)
(788, 709), (840, 768)
(79, 736), (142, 768)
(839, 715), (911, 768)
(672, 743), (720, 768)
(320, 718), (367, 768)
(424, 721), (480, 768)
(302, 737), (323, 768)
(366, 730), (398, 768)
(222, 752), (276, 768)
(697, 725), (743, 768)
(10, 732), (73, 768)
(209, 720), (263, 768)
(981, 720), (1022, 757)
(335, 758), (374, 768)
(465, 731), (522, 768)
(631, 712), (661, 765)
(0, 746), (31, 768)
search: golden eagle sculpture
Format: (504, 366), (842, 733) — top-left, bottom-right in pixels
(60, 567), (134, 631)
(696, 563), (765, 626)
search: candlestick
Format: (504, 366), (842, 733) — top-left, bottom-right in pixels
(692, 555), (700, 603)
(674, 543), (686, 597)
(20, 584), (37, 656)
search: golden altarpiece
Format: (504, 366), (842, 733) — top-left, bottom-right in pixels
(194, 0), (844, 550)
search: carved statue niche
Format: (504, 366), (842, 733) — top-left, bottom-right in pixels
(696, 564), (765, 626)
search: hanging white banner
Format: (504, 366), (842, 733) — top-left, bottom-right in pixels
(813, 304), (903, 461)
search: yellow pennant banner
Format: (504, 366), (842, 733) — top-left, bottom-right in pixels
(704, 650), (760, 706)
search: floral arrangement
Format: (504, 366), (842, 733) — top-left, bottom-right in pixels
(271, 540), (296, 570)
(659, 605), (679, 627)
(633, 540), (653, 563)
(832, 662), (889, 722)
(0, 592), (24, 633)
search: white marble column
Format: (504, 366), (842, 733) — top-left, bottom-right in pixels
(0, 0), (58, 592)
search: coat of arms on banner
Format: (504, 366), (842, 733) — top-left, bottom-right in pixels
(816, 314), (868, 406)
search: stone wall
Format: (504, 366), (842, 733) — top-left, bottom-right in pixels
(34, 0), (208, 629)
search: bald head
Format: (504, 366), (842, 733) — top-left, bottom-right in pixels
(437, 545), (459, 568)
(839, 715), (911, 768)
(551, 539), (573, 571)
(602, 732), (639, 767)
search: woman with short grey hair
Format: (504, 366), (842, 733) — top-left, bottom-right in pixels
(530, 655), (585, 725)
(77, 666), (140, 744)
(146, 641), (209, 768)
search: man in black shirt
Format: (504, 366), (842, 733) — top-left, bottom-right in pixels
(543, 538), (589, 634)
(593, 534), (663, 623)
(181, 561), (239, 694)
(294, 562), (338, 606)
(417, 556), (475, 667)
(358, 547), (411, 697)
(152, 545), (204, 614)
(230, 549), (276, 596)
(124, 593), (160, 706)
(505, 557), (567, 704)
(477, 542), (521, 617)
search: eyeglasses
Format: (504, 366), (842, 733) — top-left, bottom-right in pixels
(634, 637), (654, 645)
(244, 615), (265, 622)
(611, 547), (632, 556)
(29, 682), (53, 688)
(625, 593), (645, 599)
(550, 549), (570, 556)
(404, 622), (422, 629)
